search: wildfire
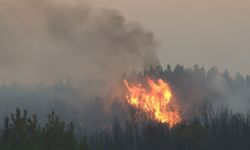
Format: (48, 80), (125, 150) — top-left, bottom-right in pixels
(124, 78), (182, 127)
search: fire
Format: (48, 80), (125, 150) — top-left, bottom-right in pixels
(124, 78), (182, 127)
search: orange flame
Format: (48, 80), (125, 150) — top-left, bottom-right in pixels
(124, 78), (182, 127)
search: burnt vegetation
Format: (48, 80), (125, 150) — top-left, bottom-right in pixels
(1, 64), (250, 150)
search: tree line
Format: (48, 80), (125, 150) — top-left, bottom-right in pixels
(1, 105), (250, 150)
(0, 64), (250, 149)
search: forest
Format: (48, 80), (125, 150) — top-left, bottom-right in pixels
(0, 64), (250, 150)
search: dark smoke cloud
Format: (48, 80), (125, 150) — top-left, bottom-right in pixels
(0, 0), (159, 85)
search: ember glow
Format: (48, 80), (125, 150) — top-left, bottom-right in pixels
(124, 78), (182, 127)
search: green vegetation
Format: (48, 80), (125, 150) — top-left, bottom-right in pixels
(1, 65), (250, 150)
(0, 109), (88, 150)
(1, 106), (250, 150)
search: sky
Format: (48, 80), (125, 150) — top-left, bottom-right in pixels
(0, 0), (250, 84)
(0, 0), (249, 114)
(90, 0), (250, 75)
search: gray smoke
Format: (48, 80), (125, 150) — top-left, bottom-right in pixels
(0, 0), (160, 134)
(0, 0), (159, 85)
(0, 0), (249, 134)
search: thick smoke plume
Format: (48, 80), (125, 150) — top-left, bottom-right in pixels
(0, 0), (159, 85)
(0, 0), (160, 134)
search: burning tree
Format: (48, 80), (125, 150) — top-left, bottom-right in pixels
(123, 77), (182, 127)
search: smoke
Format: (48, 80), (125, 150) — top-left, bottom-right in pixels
(0, 0), (161, 134)
(0, 0), (159, 85)
(0, 0), (249, 134)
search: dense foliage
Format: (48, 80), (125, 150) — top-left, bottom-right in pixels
(1, 106), (250, 150)
(1, 64), (250, 150)
(126, 65), (250, 115)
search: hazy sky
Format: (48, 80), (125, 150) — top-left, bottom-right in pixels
(0, 0), (160, 84)
(90, 0), (250, 75)
(0, 0), (250, 84)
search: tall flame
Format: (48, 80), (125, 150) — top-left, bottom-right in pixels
(124, 78), (182, 127)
